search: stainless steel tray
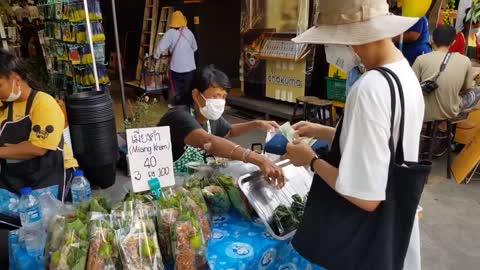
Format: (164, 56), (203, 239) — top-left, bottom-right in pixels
(238, 160), (312, 240)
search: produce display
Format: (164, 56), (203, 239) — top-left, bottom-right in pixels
(12, 163), (305, 270)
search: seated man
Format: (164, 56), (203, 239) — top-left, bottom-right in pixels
(413, 25), (478, 122)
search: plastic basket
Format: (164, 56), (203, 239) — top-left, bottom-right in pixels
(326, 77), (347, 102)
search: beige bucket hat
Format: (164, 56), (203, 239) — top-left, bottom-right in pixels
(293, 0), (419, 45)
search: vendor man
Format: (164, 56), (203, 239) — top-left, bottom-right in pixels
(158, 65), (285, 185)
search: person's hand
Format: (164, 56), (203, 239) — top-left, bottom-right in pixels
(255, 120), (280, 132)
(292, 121), (324, 139)
(285, 139), (317, 167)
(259, 158), (285, 188)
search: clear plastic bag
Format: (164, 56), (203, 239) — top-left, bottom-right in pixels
(172, 209), (207, 270)
(49, 216), (89, 270)
(202, 185), (231, 214)
(116, 206), (165, 270)
(86, 213), (121, 270)
(214, 174), (253, 219)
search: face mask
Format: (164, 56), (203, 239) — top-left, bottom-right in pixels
(4, 81), (21, 102)
(472, 28), (480, 34)
(199, 94), (225, 120)
(325, 44), (362, 73)
(345, 65), (365, 96)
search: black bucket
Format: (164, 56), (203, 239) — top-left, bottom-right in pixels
(67, 91), (118, 188)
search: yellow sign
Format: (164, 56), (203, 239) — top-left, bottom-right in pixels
(265, 59), (306, 103)
(452, 133), (480, 184)
(328, 64), (347, 79)
(194, 16), (200, 25)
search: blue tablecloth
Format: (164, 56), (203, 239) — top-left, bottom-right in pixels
(206, 211), (325, 270)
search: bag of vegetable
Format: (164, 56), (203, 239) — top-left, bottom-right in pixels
(178, 188), (211, 240)
(156, 194), (181, 264)
(201, 185), (230, 214)
(49, 216), (89, 270)
(86, 213), (121, 270)
(214, 174), (253, 219)
(172, 208), (208, 270)
(116, 204), (165, 270)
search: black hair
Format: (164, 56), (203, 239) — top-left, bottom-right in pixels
(432, 25), (457, 47)
(0, 49), (43, 90)
(183, 65), (231, 106)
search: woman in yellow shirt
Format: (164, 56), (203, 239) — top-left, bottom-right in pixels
(0, 50), (67, 229)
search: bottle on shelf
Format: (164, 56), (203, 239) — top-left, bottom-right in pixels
(70, 169), (92, 205)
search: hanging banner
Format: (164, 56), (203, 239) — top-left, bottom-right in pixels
(126, 127), (175, 192)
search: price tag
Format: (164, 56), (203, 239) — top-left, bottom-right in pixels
(126, 127), (175, 192)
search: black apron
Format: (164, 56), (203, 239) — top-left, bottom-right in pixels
(0, 91), (65, 200)
(292, 67), (431, 270)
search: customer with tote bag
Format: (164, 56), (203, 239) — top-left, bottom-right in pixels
(285, 1), (431, 270)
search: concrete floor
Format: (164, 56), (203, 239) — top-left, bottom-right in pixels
(108, 83), (480, 270)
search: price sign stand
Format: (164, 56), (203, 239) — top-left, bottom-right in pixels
(126, 127), (175, 192)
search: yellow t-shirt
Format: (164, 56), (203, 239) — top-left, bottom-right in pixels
(0, 91), (65, 152)
(63, 140), (78, 169)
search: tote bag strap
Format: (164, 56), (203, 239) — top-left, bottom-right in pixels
(378, 67), (406, 164)
(373, 67), (406, 165)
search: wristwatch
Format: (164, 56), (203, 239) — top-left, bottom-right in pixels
(310, 156), (319, 172)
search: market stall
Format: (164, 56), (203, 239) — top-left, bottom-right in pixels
(7, 157), (326, 270)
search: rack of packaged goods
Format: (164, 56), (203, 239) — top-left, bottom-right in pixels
(37, 0), (109, 94)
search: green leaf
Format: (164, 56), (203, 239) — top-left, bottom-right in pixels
(99, 243), (112, 257)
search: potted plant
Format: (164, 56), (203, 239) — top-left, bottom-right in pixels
(119, 95), (159, 176)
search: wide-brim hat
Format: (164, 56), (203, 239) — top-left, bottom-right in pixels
(293, 0), (419, 45)
(170, 11), (187, 28)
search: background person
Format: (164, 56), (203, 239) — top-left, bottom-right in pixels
(154, 10), (197, 107)
(395, 15), (432, 65)
(413, 25), (475, 122)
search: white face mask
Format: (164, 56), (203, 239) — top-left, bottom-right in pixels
(472, 28), (480, 34)
(4, 81), (21, 102)
(325, 44), (362, 73)
(199, 94), (225, 120)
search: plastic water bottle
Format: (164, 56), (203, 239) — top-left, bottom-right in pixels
(70, 169), (92, 205)
(19, 187), (42, 228)
(19, 187), (45, 257)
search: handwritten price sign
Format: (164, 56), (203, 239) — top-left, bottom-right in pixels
(126, 127), (175, 192)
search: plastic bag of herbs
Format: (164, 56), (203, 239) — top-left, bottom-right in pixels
(115, 199), (165, 270)
(111, 193), (156, 230)
(156, 193), (181, 265)
(171, 206), (208, 270)
(201, 184), (230, 214)
(49, 215), (89, 270)
(177, 187), (211, 241)
(86, 213), (121, 270)
(213, 174), (253, 219)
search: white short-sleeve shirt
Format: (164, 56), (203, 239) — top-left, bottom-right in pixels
(335, 59), (425, 201)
